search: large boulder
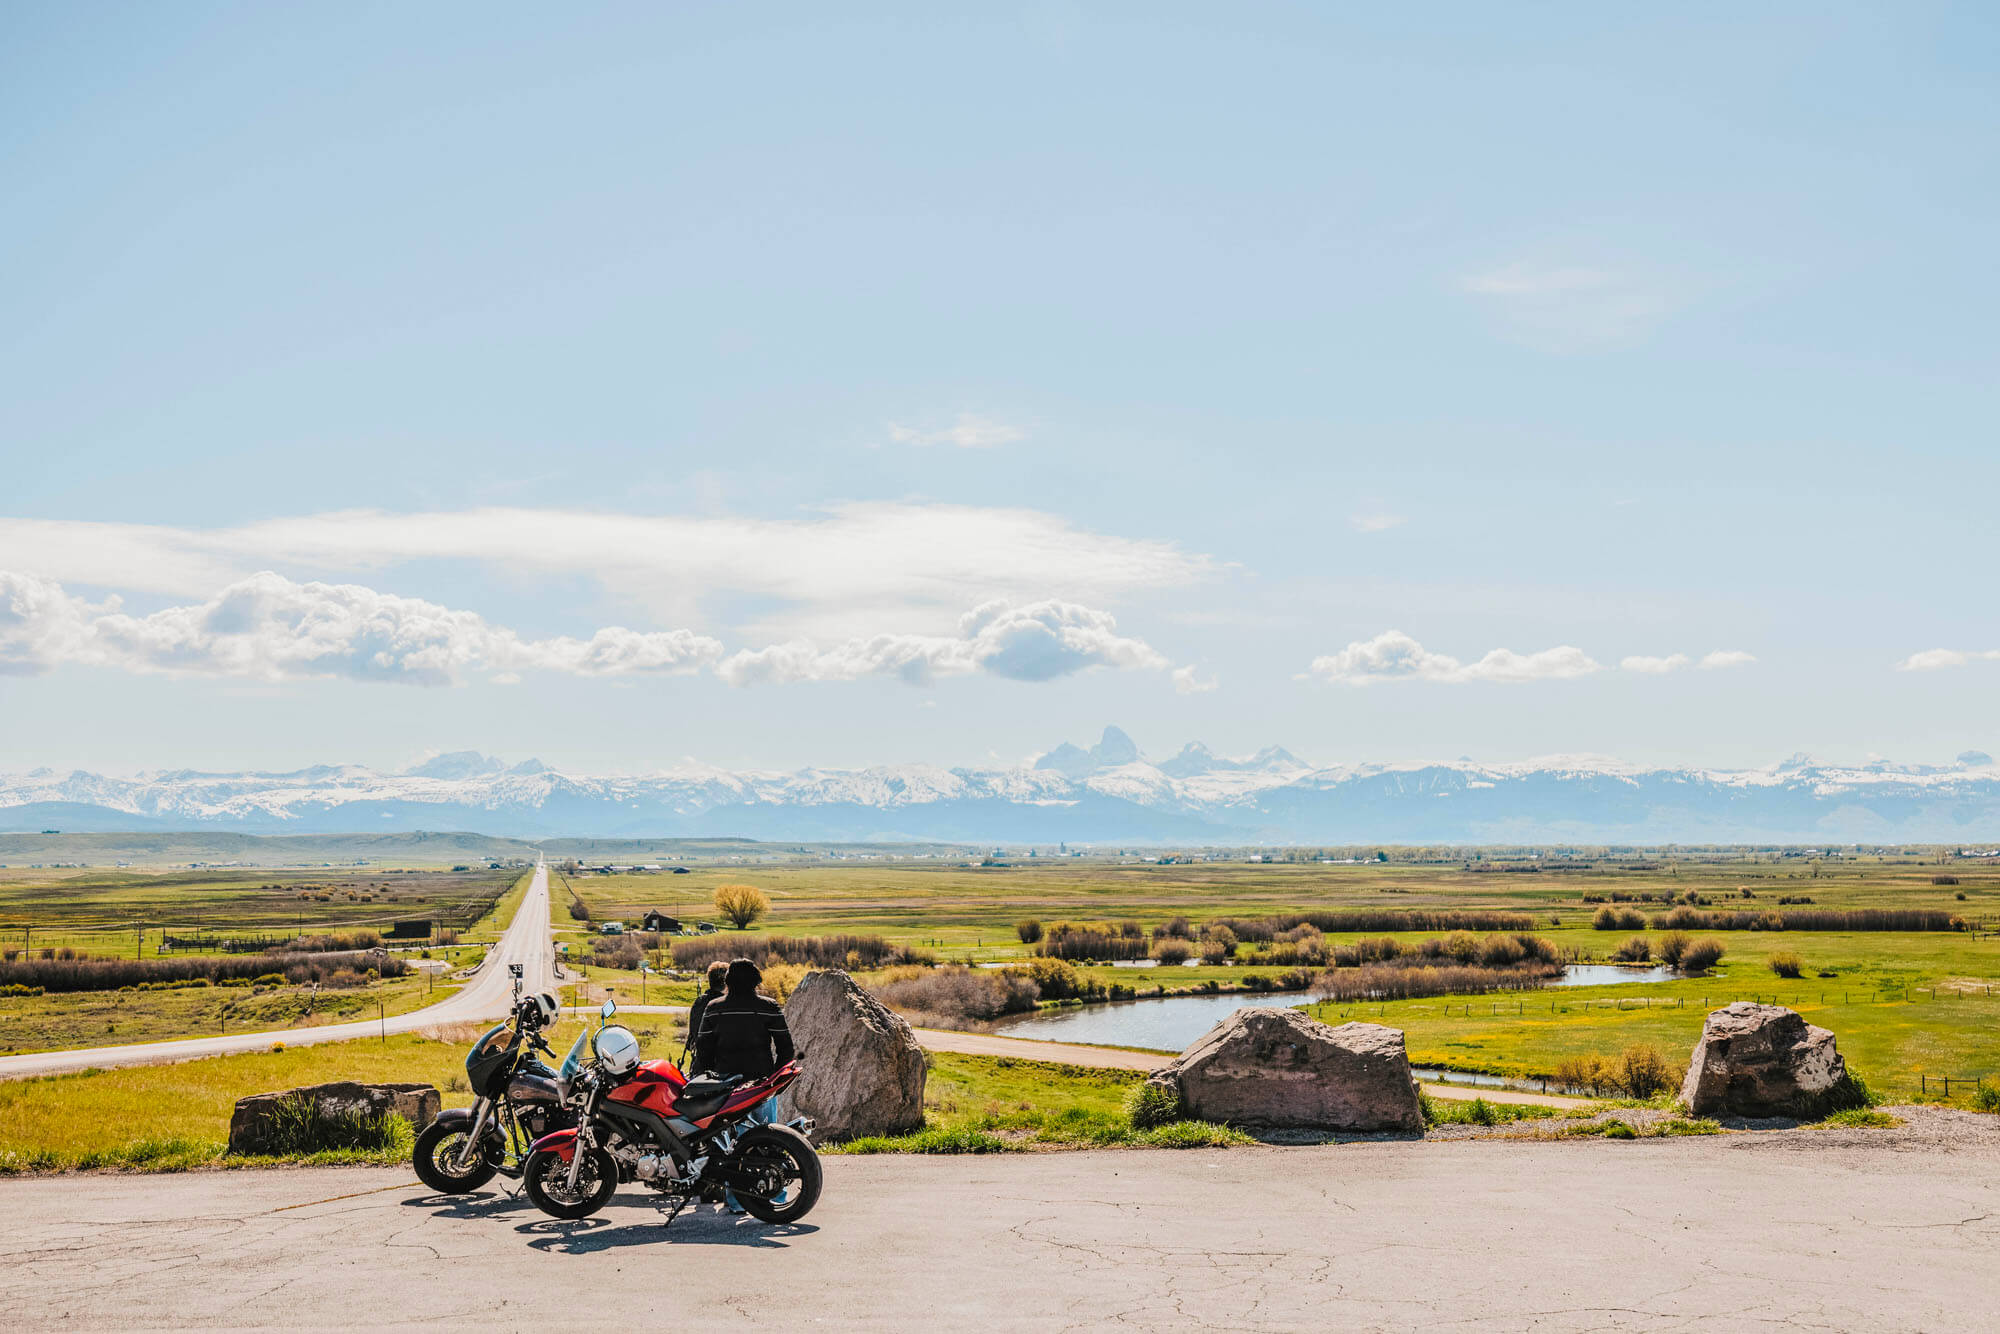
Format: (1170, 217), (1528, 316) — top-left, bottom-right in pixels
(777, 969), (926, 1141)
(227, 1081), (439, 1155)
(1680, 1003), (1849, 1118)
(1144, 1007), (1423, 1133)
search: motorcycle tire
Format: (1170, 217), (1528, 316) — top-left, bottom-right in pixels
(413, 1119), (499, 1194)
(730, 1124), (822, 1225)
(522, 1144), (618, 1220)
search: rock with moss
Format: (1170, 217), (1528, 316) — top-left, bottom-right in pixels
(1141, 1008), (1423, 1133)
(777, 968), (926, 1142)
(1680, 1002), (1852, 1118)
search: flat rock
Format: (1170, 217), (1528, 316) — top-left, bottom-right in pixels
(1145, 1007), (1423, 1133)
(1681, 1003), (1848, 1118)
(777, 969), (926, 1142)
(227, 1081), (440, 1155)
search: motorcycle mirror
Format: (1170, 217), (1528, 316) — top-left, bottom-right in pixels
(600, 998), (616, 1021)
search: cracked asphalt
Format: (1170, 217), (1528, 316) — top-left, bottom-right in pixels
(3, 1119), (1996, 1331)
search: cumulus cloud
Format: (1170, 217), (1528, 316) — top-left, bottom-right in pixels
(717, 599), (1170, 688)
(1305, 630), (1601, 686)
(886, 414), (1025, 448)
(1172, 665), (1218, 695)
(0, 503), (1208, 640)
(1897, 648), (2000, 672)
(1620, 653), (1691, 675)
(1349, 512), (1405, 534)
(0, 571), (722, 685)
(1618, 650), (1756, 675)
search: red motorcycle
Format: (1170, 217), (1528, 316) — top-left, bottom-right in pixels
(521, 1000), (821, 1224)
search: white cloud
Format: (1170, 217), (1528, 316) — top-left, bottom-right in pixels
(1462, 261), (1676, 350)
(0, 571), (722, 685)
(886, 414), (1025, 448)
(1621, 653), (1691, 675)
(1305, 630), (1601, 686)
(1897, 648), (2000, 672)
(1171, 665), (1218, 695)
(1349, 512), (1405, 534)
(0, 503), (1208, 640)
(717, 599), (1170, 688)
(1697, 649), (1757, 671)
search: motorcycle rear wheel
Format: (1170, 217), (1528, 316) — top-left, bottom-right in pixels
(522, 1144), (618, 1220)
(413, 1121), (498, 1194)
(731, 1125), (822, 1224)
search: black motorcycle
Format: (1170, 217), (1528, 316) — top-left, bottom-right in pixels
(413, 994), (574, 1194)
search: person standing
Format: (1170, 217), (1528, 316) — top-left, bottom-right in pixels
(681, 960), (727, 1067)
(692, 958), (795, 1213)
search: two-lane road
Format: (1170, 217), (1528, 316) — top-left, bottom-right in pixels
(0, 863), (560, 1081)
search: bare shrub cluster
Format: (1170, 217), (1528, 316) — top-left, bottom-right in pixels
(0, 950), (408, 994)
(668, 933), (929, 972)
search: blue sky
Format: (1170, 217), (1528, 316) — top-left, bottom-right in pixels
(2, 2), (1996, 775)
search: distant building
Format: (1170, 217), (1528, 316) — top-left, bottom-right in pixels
(640, 910), (681, 933)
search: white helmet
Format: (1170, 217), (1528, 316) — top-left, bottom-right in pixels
(595, 1024), (641, 1075)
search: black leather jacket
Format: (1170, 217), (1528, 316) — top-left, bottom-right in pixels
(693, 989), (795, 1079)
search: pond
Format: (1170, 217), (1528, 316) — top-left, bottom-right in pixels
(988, 963), (1683, 1052)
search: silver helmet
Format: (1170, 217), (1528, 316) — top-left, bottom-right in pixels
(594, 1024), (642, 1075)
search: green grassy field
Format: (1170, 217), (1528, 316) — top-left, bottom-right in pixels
(561, 853), (2000, 1097)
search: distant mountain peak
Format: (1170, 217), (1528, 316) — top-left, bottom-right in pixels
(1958, 750), (1994, 768)
(1035, 725), (1143, 777)
(405, 751), (508, 780)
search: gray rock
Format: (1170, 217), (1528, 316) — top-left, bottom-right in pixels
(777, 969), (926, 1141)
(1680, 1003), (1849, 1118)
(227, 1081), (440, 1155)
(1144, 1007), (1423, 1133)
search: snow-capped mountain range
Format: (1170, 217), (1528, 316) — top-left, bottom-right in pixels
(4, 729), (1999, 844)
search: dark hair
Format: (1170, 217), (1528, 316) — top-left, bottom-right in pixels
(725, 958), (762, 995)
(704, 960), (728, 993)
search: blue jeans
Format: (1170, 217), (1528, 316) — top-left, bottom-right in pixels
(724, 1098), (777, 1210)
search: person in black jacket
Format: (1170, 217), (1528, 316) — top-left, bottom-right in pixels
(693, 958), (794, 1080)
(681, 961), (728, 1066)
(693, 958), (795, 1213)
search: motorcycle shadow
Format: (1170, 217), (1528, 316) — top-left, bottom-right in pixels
(400, 1190), (538, 1220)
(518, 1210), (818, 1255)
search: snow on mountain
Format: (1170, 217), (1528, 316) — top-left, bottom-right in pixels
(5, 733), (2000, 842)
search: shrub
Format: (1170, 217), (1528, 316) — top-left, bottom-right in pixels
(713, 884), (770, 930)
(1679, 937), (1726, 973)
(1656, 931), (1691, 967)
(593, 937), (644, 971)
(870, 966), (1039, 1023)
(1618, 1044), (1679, 1099)
(1972, 1079), (2000, 1114)
(1312, 957), (1561, 1003)
(1956, 892), (1967, 901)
(1933, 875), (1960, 886)
(1037, 922), (1151, 961)
(1767, 951), (1804, 979)
(1, 983), (44, 998)
(1126, 1080), (1184, 1130)
(1593, 906), (1647, 931)
(0, 950), (405, 994)
(1611, 936), (1651, 963)
(671, 934), (924, 971)
(761, 962), (808, 1002)
(1015, 919), (1042, 945)
(1554, 1053), (1616, 1096)
(1152, 916), (1193, 942)
(1009, 956), (1086, 1000)
(1152, 941), (1192, 966)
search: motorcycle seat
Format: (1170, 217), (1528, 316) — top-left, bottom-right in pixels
(678, 1074), (747, 1120)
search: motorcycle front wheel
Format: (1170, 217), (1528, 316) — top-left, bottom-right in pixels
(413, 1120), (499, 1194)
(729, 1124), (822, 1224)
(522, 1144), (618, 1220)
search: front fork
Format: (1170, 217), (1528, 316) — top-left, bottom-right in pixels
(452, 1097), (493, 1171)
(565, 1089), (600, 1193)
